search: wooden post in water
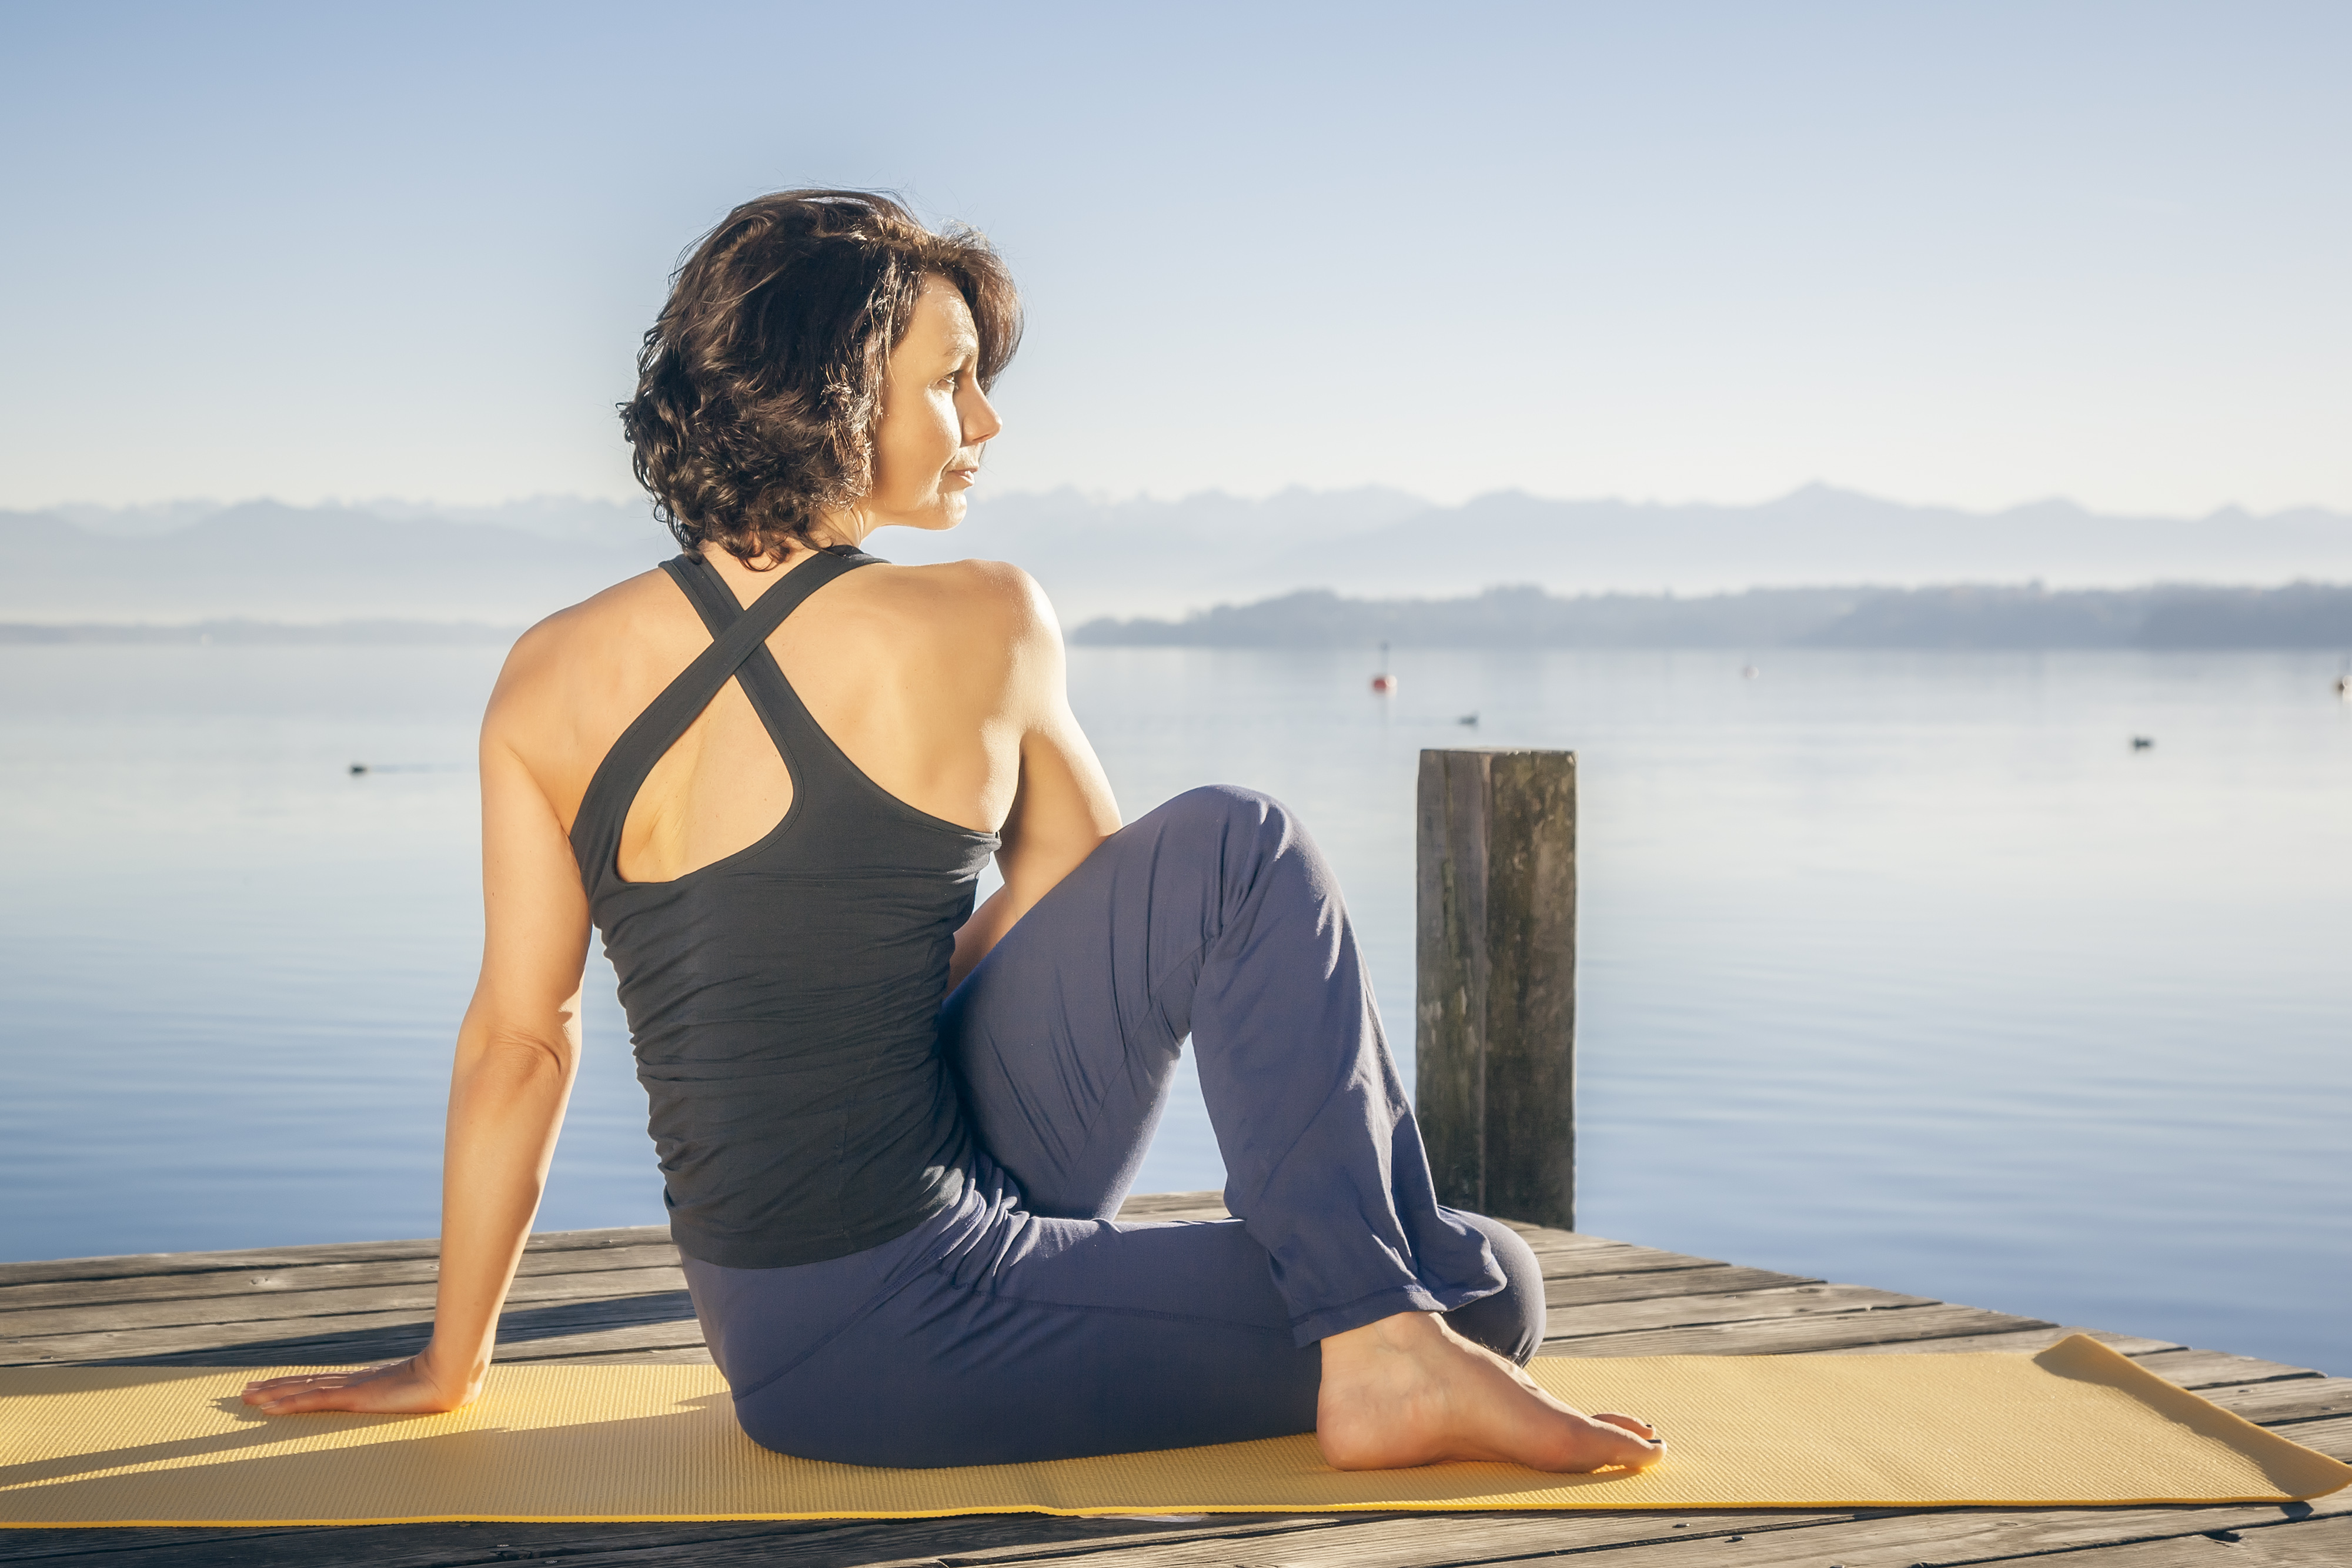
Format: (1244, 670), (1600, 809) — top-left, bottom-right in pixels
(1414, 748), (1578, 1230)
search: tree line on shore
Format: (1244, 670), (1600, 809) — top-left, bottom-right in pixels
(1071, 581), (2352, 649)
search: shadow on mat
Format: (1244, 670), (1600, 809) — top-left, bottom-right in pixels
(64, 1292), (703, 1368)
(1, 1384), (735, 1503)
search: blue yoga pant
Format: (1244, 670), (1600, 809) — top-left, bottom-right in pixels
(680, 786), (1546, 1467)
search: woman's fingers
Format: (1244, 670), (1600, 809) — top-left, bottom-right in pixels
(240, 1357), (465, 1416)
(243, 1379), (364, 1415)
(243, 1360), (398, 1400)
(242, 1368), (376, 1395)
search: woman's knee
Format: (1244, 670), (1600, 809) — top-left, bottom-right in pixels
(1148, 785), (1321, 877)
(1439, 1212), (1546, 1365)
(1156, 783), (1291, 838)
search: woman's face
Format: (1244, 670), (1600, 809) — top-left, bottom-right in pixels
(857, 275), (1001, 536)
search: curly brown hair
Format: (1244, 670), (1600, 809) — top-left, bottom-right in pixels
(620, 189), (1022, 567)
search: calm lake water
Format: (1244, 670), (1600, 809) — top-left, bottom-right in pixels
(2, 643), (2346, 1372)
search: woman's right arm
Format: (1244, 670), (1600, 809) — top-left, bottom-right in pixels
(947, 567), (1122, 988)
(245, 649), (591, 1416)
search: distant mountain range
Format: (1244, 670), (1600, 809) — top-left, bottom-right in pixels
(889, 484), (2352, 623)
(1072, 583), (2352, 650)
(0, 497), (659, 626)
(4, 486), (2349, 631)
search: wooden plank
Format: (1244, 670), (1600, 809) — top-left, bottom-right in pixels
(0, 1241), (684, 1315)
(903, 1517), (1365, 1568)
(1526, 1242), (1738, 1279)
(1439, 1500), (2352, 1568)
(1503, 1223), (1728, 1262)
(0, 1529), (305, 1565)
(0, 1520), (853, 1567)
(2134, 1348), (2326, 1388)
(1544, 1300), (2053, 1356)
(490, 1320), (714, 1362)
(0, 1265), (686, 1339)
(2199, 1378), (2352, 1427)
(1992, 1512), (2352, 1565)
(1542, 1265), (1823, 1309)
(550, 1516), (1367, 1568)
(1795, 1323), (2179, 1357)
(1, 1291), (698, 1366)
(0, 1226), (668, 1289)
(1544, 1282), (1941, 1341)
(2269, 1414), (2352, 1460)
(0, 1242), (446, 1289)
(504, 1339), (715, 1363)
(670, 1510), (1866, 1568)
(1492, 1220), (1607, 1242)
(0, 1514), (1353, 1568)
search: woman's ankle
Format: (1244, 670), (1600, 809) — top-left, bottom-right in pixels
(1321, 1309), (1447, 1361)
(1315, 1309), (1663, 1474)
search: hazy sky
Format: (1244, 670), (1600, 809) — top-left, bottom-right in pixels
(5, 1), (2346, 516)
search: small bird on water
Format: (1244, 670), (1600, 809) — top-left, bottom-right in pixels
(2131, 737), (2154, 751)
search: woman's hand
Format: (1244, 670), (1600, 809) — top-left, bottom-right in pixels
(240, 1349), (480, 1417)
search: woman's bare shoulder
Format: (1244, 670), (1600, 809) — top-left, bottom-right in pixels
(486, 569), (692, 737)
(807, 558), (1063, 729)
(859, 557), (1058, 641)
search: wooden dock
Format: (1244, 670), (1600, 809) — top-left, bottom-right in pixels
(4, 1192), (2345, 1566)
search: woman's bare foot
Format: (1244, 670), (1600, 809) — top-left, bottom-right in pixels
(1316, 1311), (1665, 1472)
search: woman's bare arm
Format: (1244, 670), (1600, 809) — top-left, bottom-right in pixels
(948, 573), (1121, 988)
(245, 641), (592, 1415)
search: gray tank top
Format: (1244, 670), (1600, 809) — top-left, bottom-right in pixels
(569, 549), (997, 1268)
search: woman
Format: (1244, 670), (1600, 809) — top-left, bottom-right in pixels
(244, 190), (1662, 1473)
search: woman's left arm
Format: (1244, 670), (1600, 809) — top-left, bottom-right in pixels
(245, 644), (592, 1415)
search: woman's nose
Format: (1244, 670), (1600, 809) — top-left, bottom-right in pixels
(961, 386), (1003, 447)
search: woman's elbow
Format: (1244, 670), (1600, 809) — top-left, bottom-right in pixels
(453, 1024), (578, 1096)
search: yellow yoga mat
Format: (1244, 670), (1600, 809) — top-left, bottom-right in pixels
(3, 1336), (2343, 1526)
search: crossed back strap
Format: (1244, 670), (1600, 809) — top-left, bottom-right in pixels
(567, 549), (877, 882)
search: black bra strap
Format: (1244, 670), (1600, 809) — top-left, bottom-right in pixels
(660, 554), (746, 638)
(659, 548), (876, 636)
